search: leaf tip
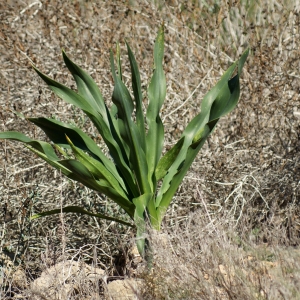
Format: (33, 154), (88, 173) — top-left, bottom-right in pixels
(30, 214), (40, 220)
(65, 134), (72, 146)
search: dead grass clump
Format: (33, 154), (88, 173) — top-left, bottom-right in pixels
(141, 210), (300, 300)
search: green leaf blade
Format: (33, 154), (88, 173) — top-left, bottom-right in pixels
(33, 66), (97, 116)
(33, 64), (138, 197)
(146, 25), (166, 189)
(28, 117), (127, 191)
(155, 49), (249, 223)
(111, 53), (151, 195)
(59, 159), (135, 217)
(0, 131), (75, 177)
(31, 205), (133, 227)
(66, 135), (129, 199)
(62, 51), (109, 125)
(133, 193), (153, 257)
(155, 137), (185, 181)
(126, 41), (146, 151)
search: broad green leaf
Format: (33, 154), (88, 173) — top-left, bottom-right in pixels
(108, 104), (132, 166)
(155, 49), (249, 222)
(0, 132), (135, 217)
(156, 130), (210, 223)
(155, 137), (185, 181)
(110, 51), (134, 121)
(0, 132), (73, 177)
(126, 41), (146, 151)
(33, 66), (138, 198)
(31, 205), (133, 227)
(0, 132), (59, 161)
(59, 159), (135, 217)
(111, 52), (151, 195)
(146, 195), (159, 230)
(28, 117), (126, 191)
(66, 135), (129, 200)
(116, 43), (123, 81)
(192, 124), (211, 145)
(133, 193), (152, 257)
(54, 144), (70, 158)
(209, 74), (239, 121)
(33, 66), (98, 117)
(109, 103), (120, 134)
(62, 51), (110, 126)
(146, 25), (166, 190)
(95, 107), (138, 197)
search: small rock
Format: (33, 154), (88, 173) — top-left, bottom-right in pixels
(30, 260), (105, 300)
(106, 279), (143, 300)
(12, 268), (27, 289)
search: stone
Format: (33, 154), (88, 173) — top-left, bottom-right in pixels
(30, 260), (104, 300)
(105, 279), (143, 300)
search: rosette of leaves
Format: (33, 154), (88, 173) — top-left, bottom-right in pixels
(0, 25), (249, 257)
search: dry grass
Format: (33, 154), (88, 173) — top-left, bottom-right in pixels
(141, 212), (300, 299)
(0, 0), (299, 299)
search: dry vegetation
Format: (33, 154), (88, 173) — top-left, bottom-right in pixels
(0, 0), (299, 299)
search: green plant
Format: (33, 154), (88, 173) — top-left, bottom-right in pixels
(0, 25), (248, 257)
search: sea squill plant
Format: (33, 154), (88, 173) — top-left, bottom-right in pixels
(0, 25), (249, 258)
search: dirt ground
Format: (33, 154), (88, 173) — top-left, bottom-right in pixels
(0, 0), (300, 299)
